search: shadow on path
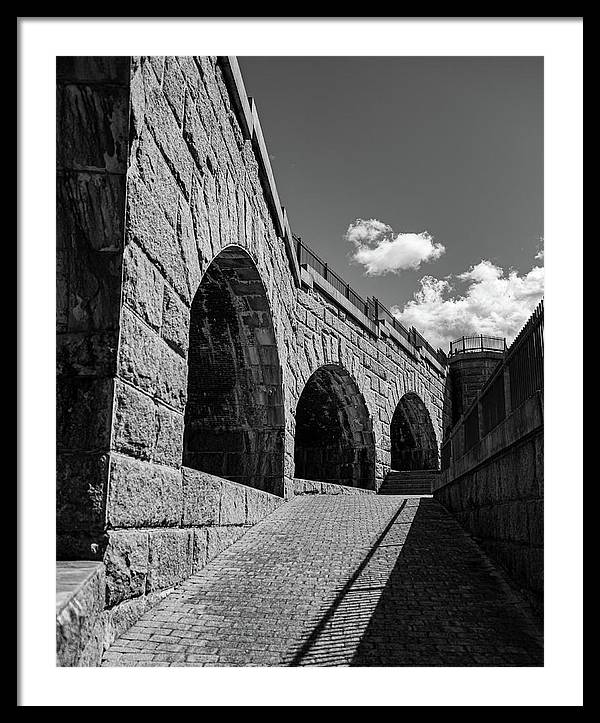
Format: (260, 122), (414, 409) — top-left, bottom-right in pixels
(292, 498), (543, 666)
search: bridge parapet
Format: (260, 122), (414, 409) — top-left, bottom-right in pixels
(296, 236), (447, 372)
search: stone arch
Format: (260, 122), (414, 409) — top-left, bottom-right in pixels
(183, 245), (285, 495)
(390, 391), (439, 470)
(293, 364), (376, 489)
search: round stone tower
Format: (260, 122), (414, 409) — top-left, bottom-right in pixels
(448, 335), (506, 427)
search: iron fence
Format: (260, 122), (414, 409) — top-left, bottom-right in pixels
(506, 301), (544, 410)
(449, 335), (507, 356)
(296, 238), (370, 316)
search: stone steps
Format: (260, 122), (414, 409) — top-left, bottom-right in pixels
(378, 469), (440, 496)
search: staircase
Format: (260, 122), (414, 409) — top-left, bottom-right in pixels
(378, 469), (440, 496)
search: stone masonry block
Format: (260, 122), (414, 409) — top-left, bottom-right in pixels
(130, 130), (179, 229)
(153, 404), (184, 468)
(137, 59), (195, 199)
(122, 242), (164, 331)
(146, 529), (193, 594)
(57, 171), (126, 255)
(57, 452), (109, 536)
(162, 56), (186, 127)
(219, 480), (247, 525)
(181, 468), (221, 526)
(57, 376), (113, 452)
(161, 284), (190, 356)
(107, 454), (183, 528)
(117, 306), (160, 397)
(156, 340), (187, 410)
(112, 380), (156, 460)
(104, 529), (149, 607)
(57, 82), (129, 173)
(57, 330), (119, 378)
(126, 172), (189, 302)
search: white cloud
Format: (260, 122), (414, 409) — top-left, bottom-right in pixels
(391, 257), (544, 351)
(345, 218), (445, 275)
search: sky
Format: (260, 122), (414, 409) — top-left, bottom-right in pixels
(238, 56), (544, 352)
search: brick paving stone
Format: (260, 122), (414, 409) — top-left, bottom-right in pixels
(102, 496), (543, 667)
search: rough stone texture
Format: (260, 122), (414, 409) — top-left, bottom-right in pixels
(181, 468), (221, 526)
(104, 530), (149, 606)
(113, 55), (449, 514)
(56, 453), (110, 559)
(56, 57), (547, 670)
(101, 496), (542, 667)
(56, 562), (106, 667)
(436, 393), (543, 614)
(106, 454), (183, 528)
(56, 58), (130, 559)
(57, 55), (459, 660)
(286, 478), (376, 498)
(101, 466), (285, 625)
(146, 529), (194, 593)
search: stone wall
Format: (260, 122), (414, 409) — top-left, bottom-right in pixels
(56, 56), (451, 659)
(105, 54), (448, 544)
(57, 474), (285, 666)
(435, 392), (543, 613)
(56, 57), (131, 560)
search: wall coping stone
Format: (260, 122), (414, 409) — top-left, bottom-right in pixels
(286, 478), (376, 498)
(56, 560), (104, 614)
(219, 57), (301, 288)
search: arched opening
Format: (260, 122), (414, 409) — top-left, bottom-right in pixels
(294, 365), (375, 489)
(183, 246), (285, 495)
(390, 392), (439, 470)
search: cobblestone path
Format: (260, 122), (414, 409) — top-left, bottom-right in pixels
(102, 496), (543, 667)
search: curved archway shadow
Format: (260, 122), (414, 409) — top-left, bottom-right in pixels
(183, 246), (285, 495)
(294, 364), (376, 490)
(390, 392), (439, 470)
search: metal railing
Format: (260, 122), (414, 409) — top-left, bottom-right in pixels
(296, 236), (447, 367)
(506, 300), (544, 410)
(449, 334), (507, 356)
(375, 301), (411, 342)
(296, 238), (371, 318)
